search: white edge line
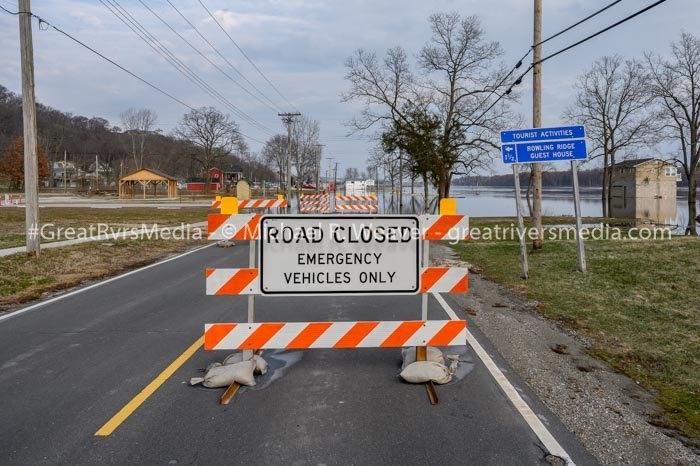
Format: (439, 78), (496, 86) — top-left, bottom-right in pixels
(432, 292), (576, 466)
(0, 243), (216, 324)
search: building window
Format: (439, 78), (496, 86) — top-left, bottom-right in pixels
(664, 166), (677, 177)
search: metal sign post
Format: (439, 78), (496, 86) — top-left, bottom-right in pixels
(570, 160), (587, 272)
(501, 125), (589, 276)
(511, 164), (529, 279)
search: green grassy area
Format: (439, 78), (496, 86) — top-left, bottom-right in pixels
(450, 217), (700, 445)
(0, 207), (211, 248)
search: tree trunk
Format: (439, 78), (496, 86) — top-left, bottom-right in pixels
(601, 153), (609, 217)
(686, 168), (697, 235)
(422, 173), (429, 214)
(607, 153), (616, 217)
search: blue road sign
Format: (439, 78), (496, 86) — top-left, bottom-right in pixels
(501, 139), (587, 164)
(500, 125), (585, 143)
(500, 125), (588, 164)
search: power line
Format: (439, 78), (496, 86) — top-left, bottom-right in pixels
(467, 0), (667, 130)
(198, 0), (298, 111)
(100, 0), (274, 135)
(167, 0), (286, 113)
(536, 0), (624, 48)
(0, 6), (266, 145)
(135, 0), (282, 114)
(536, 0), (668, 65)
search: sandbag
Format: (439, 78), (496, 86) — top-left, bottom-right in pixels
(223, 353), (268, 375)
(401, 346), (445, 369)
(400, 361), (453, 384)
(205, 361), (222, 372)
(190, 360), (256, 388)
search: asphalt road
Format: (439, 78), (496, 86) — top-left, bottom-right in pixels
(0, 243), (598, 465)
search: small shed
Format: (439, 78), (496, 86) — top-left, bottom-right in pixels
(119, 168), (178, 199)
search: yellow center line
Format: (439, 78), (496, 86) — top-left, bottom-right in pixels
(95, 336), (204, 436)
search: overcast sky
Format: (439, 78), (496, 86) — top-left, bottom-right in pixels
(0, 0), (696, 176)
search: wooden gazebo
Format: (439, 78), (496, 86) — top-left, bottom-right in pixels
(119, 168), (178, 199)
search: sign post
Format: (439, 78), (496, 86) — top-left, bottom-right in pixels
(570, 160), (587, 272)
(501, 125), (588, 274)
(511, 164), (529, 279)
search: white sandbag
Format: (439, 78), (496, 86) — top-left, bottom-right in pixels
(401, 346), (445, 370)
(190, 360), (256, 388)
(205, 361), (222, 372)
(253, 355), (268, 375)
(223, 353), (243, 365)
(224, 352), (267, 375)
(400, 361), (453, 385)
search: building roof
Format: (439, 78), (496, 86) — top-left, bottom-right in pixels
(119, 168), (177, 182)
(613, 158), (675, 169)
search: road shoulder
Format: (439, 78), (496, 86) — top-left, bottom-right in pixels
(432, 244), (699, 464)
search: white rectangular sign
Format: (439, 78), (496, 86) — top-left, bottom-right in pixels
(259, 216), (420, 295)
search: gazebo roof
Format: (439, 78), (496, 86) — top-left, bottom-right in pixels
(119, 168), (177, 182)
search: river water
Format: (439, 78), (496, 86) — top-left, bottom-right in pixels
(374, 186), (694, 230)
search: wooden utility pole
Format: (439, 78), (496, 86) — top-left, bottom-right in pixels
(532, 0), (543, 250)
(19, 0), (40, 256)
(278, 112), (300, 207)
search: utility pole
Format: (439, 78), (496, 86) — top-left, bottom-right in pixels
(327, 157), (335, 191)
(398, 150), (403, 212)
(63, 150), (67, 190)
(278, 112), (300, 207)
(314, 144), (324, 193)
(532, 0), (544, 250)
(19, 0), (39, 256)
(95, 154), (99, 189)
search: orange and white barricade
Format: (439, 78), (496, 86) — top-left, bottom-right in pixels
(299, 193), (330, 213)
(203, 196), (470, 405)
(334, 194), (377, 212)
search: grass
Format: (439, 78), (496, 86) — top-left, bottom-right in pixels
(0, 238), (207, 310)
(449, 217), (700, 445)
(0, 207), (211, 248)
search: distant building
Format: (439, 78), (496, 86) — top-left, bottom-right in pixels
(119, 168), (178, 198)
(344, 179), (375, 196)
(609, 158), (679, 225)
(186, 166), (243, 191)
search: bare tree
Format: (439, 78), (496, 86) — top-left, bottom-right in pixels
(292, 115), (321, 186)
(175, 107), (242, 193)
(120, 108), (157, 170)
(262, 134), (288, 186)
(565, 55), (655, 216)
(343, 13), (514, 199)
(647, 33), (700, 234)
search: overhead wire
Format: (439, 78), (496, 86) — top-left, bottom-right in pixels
(167, 0), (287, 113)
(197, 0), (298, 111)
(135, 0), (282, 114)
(466, 0), (667, 130)
(0, 5), (266, 144)
(100, 0), (274, 135)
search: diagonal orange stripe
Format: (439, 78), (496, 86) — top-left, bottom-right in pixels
(421, 267), (448, 293)
(205, 324), (236, 350)
(333, 322), (379, 348)
(450, 275), (469, 293)
(208, 214), (228, 237)
(218, 269), (258, 295)
(427, 321), (466, 346)
(205, 268), (215, 278)
(233, 214), (261, 240)
(380, 321), (424, 347)
(424, 215), (462, 240)
(286, 322), (333, 348)
(239, 323), (284, 350)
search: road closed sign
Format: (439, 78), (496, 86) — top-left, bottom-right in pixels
(259, 216), (420, 295)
